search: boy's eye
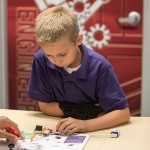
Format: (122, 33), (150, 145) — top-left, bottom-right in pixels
(47, 55), (53, 58)
(58, 53), (66, 57)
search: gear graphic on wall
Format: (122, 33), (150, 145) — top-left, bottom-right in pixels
(68, 0), (90, 24)
(87, 24), (111, 49)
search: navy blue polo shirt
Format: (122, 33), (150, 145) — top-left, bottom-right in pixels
(27, 44), (128, 112)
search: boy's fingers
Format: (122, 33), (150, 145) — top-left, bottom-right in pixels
(56, 118), (69, 129)
(0, 129), (18, 142)
(56, 119), (64, 129)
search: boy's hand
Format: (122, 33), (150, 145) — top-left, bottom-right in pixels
(56, 117), (86, 136)
(0, 116), (21, 142)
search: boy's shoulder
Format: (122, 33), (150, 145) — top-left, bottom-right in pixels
(34, 48), (56, 69)
(34, 48), (45, 58)
(34, 48), (49, 63)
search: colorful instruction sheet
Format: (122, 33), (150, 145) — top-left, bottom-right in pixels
(0, 132), (90, 150)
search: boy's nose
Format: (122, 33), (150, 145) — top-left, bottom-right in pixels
(53, 58), (61, 66)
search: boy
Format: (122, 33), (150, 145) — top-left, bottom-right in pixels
(27, 6), (130, 136)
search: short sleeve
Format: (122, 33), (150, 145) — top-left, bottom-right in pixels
(96, 66), (128, 112)
(27, 52), (53, 103)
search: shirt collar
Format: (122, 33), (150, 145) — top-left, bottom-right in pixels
(76, 44), (89, 79)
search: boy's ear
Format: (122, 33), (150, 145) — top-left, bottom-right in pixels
(77, 34), (83, 45)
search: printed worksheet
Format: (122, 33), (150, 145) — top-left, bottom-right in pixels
(0, 133), (90, 150)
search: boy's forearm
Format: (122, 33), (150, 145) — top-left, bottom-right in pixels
(38, 101), (64, 117)
(38, 101), (130, 132)
(83, 107), (130, 132)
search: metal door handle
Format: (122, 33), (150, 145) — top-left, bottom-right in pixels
(118, 11), (141, 26)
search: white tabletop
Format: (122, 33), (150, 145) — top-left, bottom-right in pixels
(0, 109), (150, 150)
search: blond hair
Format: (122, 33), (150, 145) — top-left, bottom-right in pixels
(35, 6), (79, 43)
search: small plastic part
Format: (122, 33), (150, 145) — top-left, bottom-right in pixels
(36, 125), (42, 131)
(111, 128), (120, 137)
(35, 125), (43, 134)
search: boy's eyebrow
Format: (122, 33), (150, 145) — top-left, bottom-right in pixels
(45, 53), (52, 57)
(45, 52), (67, 57)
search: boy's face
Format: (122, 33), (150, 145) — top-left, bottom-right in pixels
(39, 35), (83, 68)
